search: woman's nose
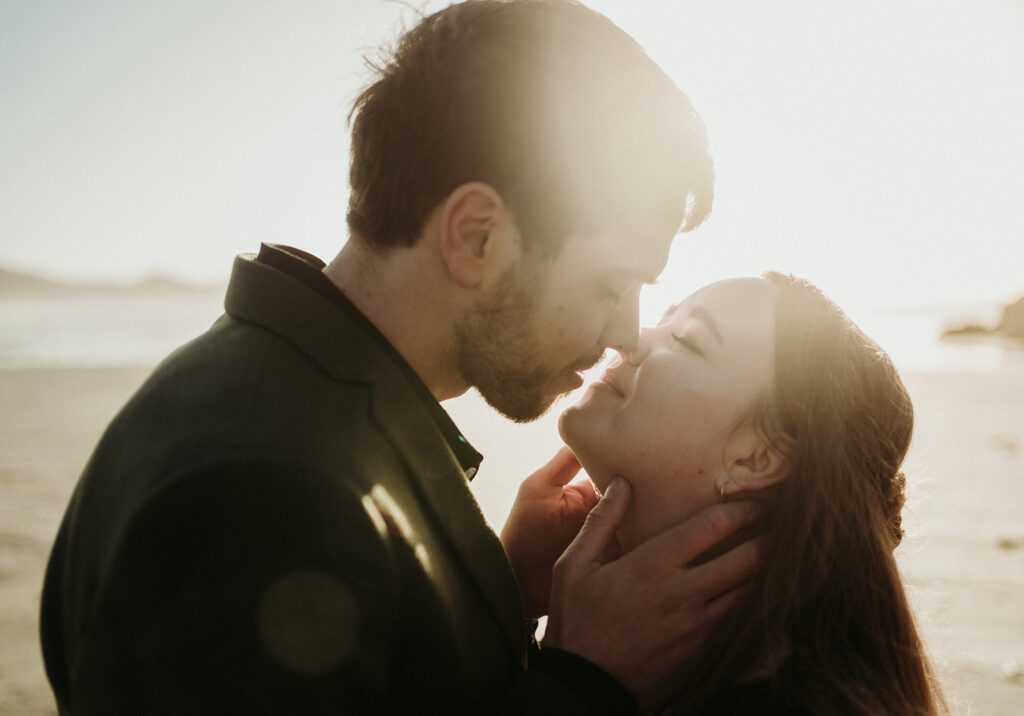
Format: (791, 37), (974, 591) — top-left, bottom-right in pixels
(624, 329), (652, 365)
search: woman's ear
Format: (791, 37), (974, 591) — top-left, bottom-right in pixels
(719, 421), (789, 497)
(439, 182), (520, 288)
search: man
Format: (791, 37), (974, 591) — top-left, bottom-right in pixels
(40, 2), (758, 713)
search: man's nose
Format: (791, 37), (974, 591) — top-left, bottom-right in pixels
(624, 328), (651, 365)
(600, 292), (641, 355)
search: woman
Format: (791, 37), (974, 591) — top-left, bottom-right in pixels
(558, 273), (946, 715)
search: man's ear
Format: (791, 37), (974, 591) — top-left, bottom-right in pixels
(439, 182), (519, 288)
(719, 421), (789, 497)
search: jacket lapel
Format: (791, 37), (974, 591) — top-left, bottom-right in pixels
(366, 377), (527, 662)
(224, 254), (526, 663)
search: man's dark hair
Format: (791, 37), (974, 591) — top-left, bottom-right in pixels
(347, 0), (714, 255)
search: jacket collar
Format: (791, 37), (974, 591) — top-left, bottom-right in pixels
(252, 243), (483, 474)
(224, 249), (526, 662)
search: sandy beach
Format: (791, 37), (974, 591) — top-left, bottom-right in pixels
(1, 363), (1022, 714)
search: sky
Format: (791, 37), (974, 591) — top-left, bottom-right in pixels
(1, 0), (1022, 321)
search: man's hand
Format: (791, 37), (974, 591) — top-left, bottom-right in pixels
(544, 477), (761, 711)
(500, 447), (601, 619)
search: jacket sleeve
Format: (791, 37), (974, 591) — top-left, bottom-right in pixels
(71, 456), (402, 715)
(69, 455), (634, 715)
(496, 663), (637, 715)
(502, 644), (638, 716)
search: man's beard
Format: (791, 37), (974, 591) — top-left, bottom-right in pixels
(454, 266), (559, 423)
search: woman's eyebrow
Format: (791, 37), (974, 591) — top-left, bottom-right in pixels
(689, 305), (723, 343)
(659, 301), (683, 324)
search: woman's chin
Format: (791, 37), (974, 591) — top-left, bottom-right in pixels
(586, 471), (612, 497)
(558, 401), (603, 458)
(556, 401), (580, 443)
(558, 406), (622, 498)
(560, 439), (611, 498)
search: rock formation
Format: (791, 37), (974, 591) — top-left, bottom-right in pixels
(941, 295), (1024, 340)
(997, 297), (1024, 338)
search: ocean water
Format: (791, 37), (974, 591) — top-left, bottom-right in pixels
(1, 291), (1022, 372)
(0, 292), (225, 369)
(856, 304), (1024, 373)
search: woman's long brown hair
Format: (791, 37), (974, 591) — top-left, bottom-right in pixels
(667, 273), (946, 714)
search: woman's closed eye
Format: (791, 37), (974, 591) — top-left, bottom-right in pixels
(672, 331), (704, 357)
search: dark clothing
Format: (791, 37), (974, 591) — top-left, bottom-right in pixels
(661, 670), (814, 716)
(40, 245), (633, 715)
(693, 679), (812, 716)
(254, 244), (483, 474)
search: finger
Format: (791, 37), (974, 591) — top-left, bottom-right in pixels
(598, 532), (623, 565)
(558, 477), (630, 570)
(670, 538), (760, 608)
(537, 445), (582, 487)
(559, 479), (602, 540)
(564, 478), (601, 512)
(703, 583), (749, 623)
(636, 500), (760, 568)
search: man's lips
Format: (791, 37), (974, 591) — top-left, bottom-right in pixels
(570, 351), (605, 375)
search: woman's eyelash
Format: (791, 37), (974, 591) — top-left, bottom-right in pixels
(672, 331), (704, 356)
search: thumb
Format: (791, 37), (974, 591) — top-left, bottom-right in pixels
(535, 445), (582, 488)
(559, 477), (630, 570)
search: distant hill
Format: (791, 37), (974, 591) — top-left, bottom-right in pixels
(0, 266), (222, 298)
(942, 295), (1024, 340)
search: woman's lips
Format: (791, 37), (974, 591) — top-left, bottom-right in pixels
(592, 371), (626, 398)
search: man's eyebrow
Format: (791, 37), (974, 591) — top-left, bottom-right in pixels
(690, 305), (722, 343)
